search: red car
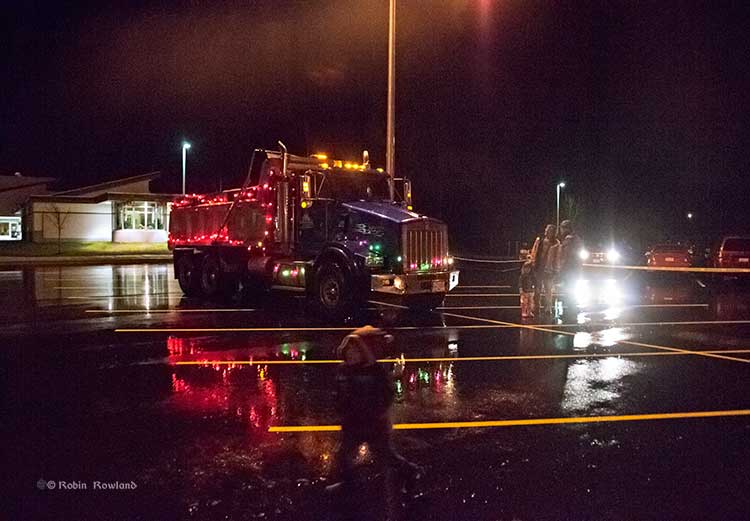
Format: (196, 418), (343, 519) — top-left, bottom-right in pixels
(712, 236), (750, 268)
(645, 244), (692, 267)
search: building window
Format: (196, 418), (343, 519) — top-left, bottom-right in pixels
(0, 217), (22, 240)
(116, 202), (165, 230)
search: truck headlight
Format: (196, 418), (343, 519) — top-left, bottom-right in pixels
(579, 249), (590, 261)
(394, 276), (405, 291)
(365, 254), (384, 267)
(607, 248), (621, 263)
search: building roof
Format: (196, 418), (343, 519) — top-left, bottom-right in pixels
(29, 192), (179, 205)
(54, 171), (161, 196)
(0, 175), (56, 194)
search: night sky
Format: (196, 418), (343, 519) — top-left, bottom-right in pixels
(3, 1), (750, 253)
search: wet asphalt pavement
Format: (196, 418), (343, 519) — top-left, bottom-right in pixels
(5, 263), (750, 521)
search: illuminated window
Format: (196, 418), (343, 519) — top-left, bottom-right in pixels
(0, 217), (22, 240)
(116, 202), (165, 230)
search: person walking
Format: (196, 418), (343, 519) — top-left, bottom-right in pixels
(530, 224), (559, 313)
(327, 326), (421, 493)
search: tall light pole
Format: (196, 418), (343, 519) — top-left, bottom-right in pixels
(556, 182), (565, 231)
(386, 0), (396, 201)
(181, 141), (191, 195)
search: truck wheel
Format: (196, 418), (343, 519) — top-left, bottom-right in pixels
(314, 262), (355, 318)
(405, 294), (445, 311)
(176, 255), (202, 297)
(200, 254), (223, 299)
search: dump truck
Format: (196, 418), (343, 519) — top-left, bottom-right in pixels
(168, 143), (459, 317)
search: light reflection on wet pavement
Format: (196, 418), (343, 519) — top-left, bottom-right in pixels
(5, 263), (750, 520)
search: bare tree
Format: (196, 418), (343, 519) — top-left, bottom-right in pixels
(562, 194), (584, 225)
(45, 203), (71, 254)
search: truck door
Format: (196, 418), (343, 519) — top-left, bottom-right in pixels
(298, 200), (332, 257)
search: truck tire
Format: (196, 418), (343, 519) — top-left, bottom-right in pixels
(176, 255), (202, 297)
(314, 262), (356, 319)
(200, 254), (224, 299)
(405, 294), (445, 311)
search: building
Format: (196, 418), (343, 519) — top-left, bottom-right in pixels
(0, 174), (55, 240)
(25, 172), (177, 243)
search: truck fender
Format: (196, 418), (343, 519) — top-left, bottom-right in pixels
(311, 246), (359, 288)
(247, 256), (273, 278)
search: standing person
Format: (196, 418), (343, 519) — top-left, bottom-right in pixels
(519, 261), (535, 319)
(557, 220), (584, 279)
(327, 326), (420, 493)
(530, 224), (559, 312)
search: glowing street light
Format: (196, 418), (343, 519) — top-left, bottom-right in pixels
(556, 182), (566, 231)
(181, 141), (191, 195)
(687, 212), (694, 220)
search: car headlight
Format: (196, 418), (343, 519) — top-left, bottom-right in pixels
(574, 279), (591, 307)
(603, 278), (622, 305)
(607, 248), (621, 263)
(578, 249), (590, 261)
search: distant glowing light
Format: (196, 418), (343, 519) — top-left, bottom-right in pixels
(182, 142), (191, 150)
(578, 249), (590, 261)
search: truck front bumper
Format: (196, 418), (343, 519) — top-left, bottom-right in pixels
(371, 270), (459, 295)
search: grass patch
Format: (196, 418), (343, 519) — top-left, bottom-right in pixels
(0, 241), (170, 257)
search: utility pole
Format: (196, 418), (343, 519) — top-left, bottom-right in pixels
(386, 0), (396, 201)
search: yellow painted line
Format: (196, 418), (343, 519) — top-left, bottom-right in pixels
(619, 339), (750, 364)
(61, 293), (183, 300)
(54, 286), (181, 290)
(269, 409), (750, 432)
(173, 349), (750, 366)
(367, 300), (408, 309)
(457, 285), (512, 289)
(446, 293), (519, 297)
(440, 304), (518, 310)
(584, 263), (750, 273)
(115, 324), (520, 333)
(86, 308), (257, 314)
(114, 318), (750, 334)
(633, 303), (708, 308)
(441, 311), (750, 364)
(177, 359), (340, 365)
(539, 319), (750, 328)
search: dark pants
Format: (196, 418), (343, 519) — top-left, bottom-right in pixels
(334, 419), (415, 482)
(534, 272), (555, 311)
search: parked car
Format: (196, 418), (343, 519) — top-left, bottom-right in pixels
(580, 242), (632, 265)
(645, 243), (692, 267)
(711, 236), (750, 269)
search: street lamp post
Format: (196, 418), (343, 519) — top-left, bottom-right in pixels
(556, 182), (565, 231)
(386, 0), (396, 201)
(181, 141), (191, 195)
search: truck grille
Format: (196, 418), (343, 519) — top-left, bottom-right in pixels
(402, 220), (449, 272)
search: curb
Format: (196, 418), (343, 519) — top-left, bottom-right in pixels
(0, 254), (173, 268)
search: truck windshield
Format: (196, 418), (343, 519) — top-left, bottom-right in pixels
(319, 172), (390, 202)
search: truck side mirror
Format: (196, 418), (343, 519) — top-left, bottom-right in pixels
(404, 180), (413, 211)
(300, 174), (313, 208)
